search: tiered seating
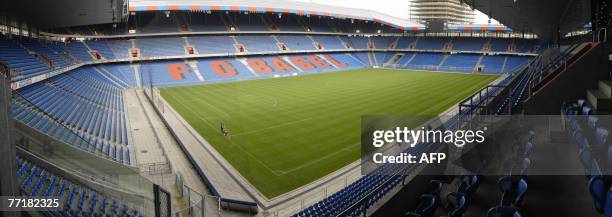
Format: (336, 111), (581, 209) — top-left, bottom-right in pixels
(395, 37), (418, 49)
(563, 106), (612, 216)
(373, 52), (393, 65)
(415, 37), (446, 50)
(232, 14), (269, 31)
(138, 53), (365, 86)
(371, 37), (395, 49)
(0, 35), (54, 80)
(406, 53), (445, 69)
(86, 40), (117, 59)
(189, 14), (228, 32)
(346, 36), (370, 49)
(273, 15), (307, 32)
(277, 35), (315, 50)
(189, 36), (238, 54)
(16, 157), (145, 217)
(504, 56), (530, 72)
(64, 42), (93, 62)
(235, 35), (279, 52)
(99, 65), (137, 87)
(480, 56), (507, 74)
(490, 38), (510, 52)
(135, 37), (186, 57)
(294, 132), (441, 217)
(18, 38), (71, 68)
(137, 13), (179, 33)
(484, 131), (533, 217)
(495, 68), (531, 114)
(452, 37), (485, 51)
(12, 67), (131, 165)
(309, 20), (336, 32)
(440, 54), (480, 72)
(105, 40), (132, 59)
(514, 39), (540, 53)
(141, 60), (202, 86)
(311, 35), (346, 50)
(396, 53), (415, 66)
(406, 176), (479, 217)
(352, 53), (371, 65)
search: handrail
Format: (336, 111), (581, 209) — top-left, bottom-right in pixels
(528, 42), (593, 93)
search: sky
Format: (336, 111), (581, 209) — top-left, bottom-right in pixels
(290, 0), (499, 24)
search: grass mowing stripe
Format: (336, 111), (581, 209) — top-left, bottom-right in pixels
(161, 69), (497, 198)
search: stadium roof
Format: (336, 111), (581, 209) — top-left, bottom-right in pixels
(462, 0), (591, 41)
(127, 0), (426, 30)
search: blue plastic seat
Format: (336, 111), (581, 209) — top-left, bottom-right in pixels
(588, 116), (599, 129)
(497, 176), (528, 207)
(457, 175), (479, 199)
(595, 128), (609, 146)
(589, 175), (609, 213)
(603, 190), (612, 217)
(486, 206), (522, 217)
(406, 194), (438, 217)
(446, 192), (467, 217)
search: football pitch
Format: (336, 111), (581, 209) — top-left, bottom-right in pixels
(160, 69), (497, 198)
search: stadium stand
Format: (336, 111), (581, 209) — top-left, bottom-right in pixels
(188, 13), (228, 32)
(373, 52), (393, 66)
(504, 56), (531, 72)
(12, 67), (131, 165)
(104, 40), (132, 59)
(489, 38), (510, 52)
(135, 12), (181, 33)
(276, 35), (316, 50)
(135, 37), (186, 57)
(0, 35), (55, 81)
(235, 35), (281, 52)
(310, 35), (346, 50)
(415, 37), (447, 50)
(98, 65), (138, 87)
(514, 39), (540, 53)
(371, 36), (396, 49)
(18, 38), (72, 68)
(406, 53), (446, 70)
(452, 37), (486, 51)
(189, 36), (237, 54)
(440, 54), (481, 72)
(86, 40), (117, 60)
(346, 36), (371, 49)
(395, 37), (418, 49)
(230, 13), (270, 31)
(480, 55), (508, 74)
(16, 156), (144, 217)
(63, 42), (93, 62)
(140, 53), (367, 86)
(272, 15), (308, 32)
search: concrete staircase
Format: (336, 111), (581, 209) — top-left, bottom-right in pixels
(587, 80), (612, 110)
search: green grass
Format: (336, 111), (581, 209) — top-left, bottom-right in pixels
(160, 69), (497, 198)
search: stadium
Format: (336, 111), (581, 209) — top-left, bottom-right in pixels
(0, 0), (609, 216)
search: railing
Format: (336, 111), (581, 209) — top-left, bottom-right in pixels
(452, 57), (538, 118)
(174, 173), (222, 217)
(528, 42), (594, 94)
